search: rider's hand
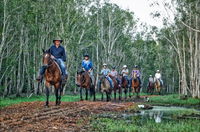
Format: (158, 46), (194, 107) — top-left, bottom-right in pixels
(51, 55), (55, 59)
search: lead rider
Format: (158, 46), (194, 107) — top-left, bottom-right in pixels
(36, 38), (68, 82)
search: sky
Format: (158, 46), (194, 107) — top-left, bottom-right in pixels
(108, 0), (173, 28)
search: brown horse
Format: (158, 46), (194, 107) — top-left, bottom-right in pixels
(99, 76), (112, 101)
(119, 75), (130, 99)
(109, 75), (121, 101)
(147, 81), (154, 95)
(131, 72), (140, 97)
(154, 78), (161, 95)
(42, 49), (63, 106)
(76, 71), (96, 101)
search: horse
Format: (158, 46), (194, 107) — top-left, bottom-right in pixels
(42, 49), (64, 106)
(119, 75), (130, 99)
(147, 81), (154, 95)
(154, 78), (161, 95)
(131, 72), (140, 97)
(99, 75), (112, 101)
(109, 75), (121, 101)
(76, 71), (96, 101)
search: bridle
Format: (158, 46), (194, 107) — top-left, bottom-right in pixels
(43, 53), (54, 68)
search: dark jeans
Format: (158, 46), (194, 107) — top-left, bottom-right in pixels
(39, 65), (48, 76)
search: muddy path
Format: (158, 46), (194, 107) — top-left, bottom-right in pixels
(0, 100), (136, 132)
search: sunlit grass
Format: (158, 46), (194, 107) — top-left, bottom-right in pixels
(148, 94), (200, 106)
(90, 117), (200, 132)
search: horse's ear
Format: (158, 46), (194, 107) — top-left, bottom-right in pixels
(42, 49), (45, 53)
(46, 49), (51, 53)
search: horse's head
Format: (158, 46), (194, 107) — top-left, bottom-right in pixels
(132, 72), (137, 79)
(42, 49), (52, 66)
(76, 70), (86, 87)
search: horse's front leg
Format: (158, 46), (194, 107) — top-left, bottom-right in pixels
(45, 82), (50, 107)
(114, 89), (117, 101)
(58, 83), (63, 105)
(80, 87), (83, 101)
(86, 88), (88, 100)
(55, 88), (59, 105)
(124, 87), (127, 100)
(106, 92), (109, 102)
(101, 92), (104, 101)
(119, 87), (122, 101)
(93, 87), (96, 101)
(55, 83), (61, 105)
(129, 87), (132, 98)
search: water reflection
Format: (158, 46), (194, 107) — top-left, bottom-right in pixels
(97, 106), (199, 124)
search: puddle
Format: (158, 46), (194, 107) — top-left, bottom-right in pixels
(96, 106), (200, 123)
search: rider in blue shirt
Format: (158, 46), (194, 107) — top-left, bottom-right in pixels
(36, 38), (67, 82)
(82, 54), (94, 85)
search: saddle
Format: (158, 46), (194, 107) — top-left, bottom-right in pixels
(54, 60), (62, 74)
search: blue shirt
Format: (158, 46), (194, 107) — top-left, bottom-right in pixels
(82, 60), (93, 71)
(49, 45), (67, 61)
(101, 68), (111, 76)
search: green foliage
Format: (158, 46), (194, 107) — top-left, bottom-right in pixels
(90, 117), (200, 132)
(148, 94), (200, 106)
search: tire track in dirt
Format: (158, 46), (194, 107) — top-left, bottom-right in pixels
(0, 101), (134, 131)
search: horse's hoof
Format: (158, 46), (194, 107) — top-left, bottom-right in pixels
(44, 104), (49, 108)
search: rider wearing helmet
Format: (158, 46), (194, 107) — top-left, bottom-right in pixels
(121, 65), (130, 86)
(81, 54), (94, 85)
(131, 65), (142, 87)
(99, 63), (114, 89)
(155, 70), (163, 86)
(148, 75), (154, 87)
(110, 66), (121, 87)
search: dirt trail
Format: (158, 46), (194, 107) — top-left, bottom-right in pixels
(0, 101), (135, 131)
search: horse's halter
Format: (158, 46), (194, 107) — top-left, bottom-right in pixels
(43, 53), (54, 67)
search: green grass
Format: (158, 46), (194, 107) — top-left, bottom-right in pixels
(0, 95), (81, 108)
(1, 93), (199, 108)
(148, 94), (200, 107)
(0, 93), (106, 108)
(89, 117), (200, 132)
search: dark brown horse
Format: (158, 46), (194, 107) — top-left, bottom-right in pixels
(119, 75), (130, 99)
(109, 75), (121, 100)
(131, 72), (140, 97)
(99, 76), (112, 101)
(147, 81), (154, 95)
(76, 71), (96, 101)
(42, 49), (63, 106)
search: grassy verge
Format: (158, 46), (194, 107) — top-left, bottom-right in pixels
(0, 93), (109, 108)
(0, 95), (80, 108)
(89, 117), (200, 132)
(147, 94), (200, 107)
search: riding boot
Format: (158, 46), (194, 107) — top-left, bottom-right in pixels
(36, 66), (46, 82)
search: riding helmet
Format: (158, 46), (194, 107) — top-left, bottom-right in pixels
(84, 54), (89, 58)
(123, 65), (127, 68)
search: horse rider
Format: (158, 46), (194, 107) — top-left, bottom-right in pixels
(155, 70), (163, 86)
(110, 66), (121, 87)
(36, 38), (68, 82)
(130, 65), (142, 87)
(148, 75), (154, 87)
(81, 54), (94, 85)
(121, 65), (130, 87)
(99, 63), (114, 89)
